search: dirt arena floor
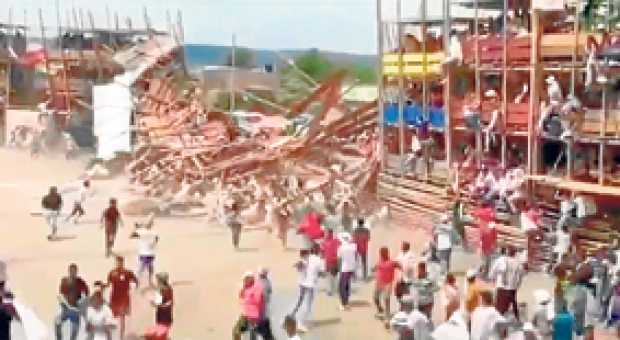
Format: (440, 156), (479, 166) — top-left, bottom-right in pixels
(0, 148), (617, 340)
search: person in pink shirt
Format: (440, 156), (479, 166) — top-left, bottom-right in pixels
(372, 247), (401, 320)
(320, 229), (341, 296)
(233, 272), (274, 340)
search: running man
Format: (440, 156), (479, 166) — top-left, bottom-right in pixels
(106, 256), (138, 340)
(42, 186), (62, 240)
(66, 180), (91, 224)
(101, 198), (124, 257)
(55, 263), (89, 340)
(131, 213), (159, 286)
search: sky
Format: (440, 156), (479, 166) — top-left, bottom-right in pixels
(4, 0), (444, 55)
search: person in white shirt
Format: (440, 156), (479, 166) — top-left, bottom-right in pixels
(130, 213), (159, 286)
(396, 241), (417, 301)
(434, 215), (453, 275)
(408, 306), (434, 340)
(431, 310), (469, 340)
(471, 290), (506, 340)
(337, 233), (357, 310)
(66, 180), (91, 224)
(291, 245), (325, 332)
(554, 224), (572, 264)
(490, 246), (524, 321)
(403, 134), (423, 176)
(390, 295), (415, 339)
(86, 291), (115, 340)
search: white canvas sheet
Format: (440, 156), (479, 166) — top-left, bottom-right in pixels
(93, 84), (133, 160)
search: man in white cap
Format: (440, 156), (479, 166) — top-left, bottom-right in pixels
(539, 75), (564, 136)
(337, 232), (357, 311)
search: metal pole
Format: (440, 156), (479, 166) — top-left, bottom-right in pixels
(422, 0), (430, 179)
(230, 34), (236, 114)
(443, 0), (452, 166)
(106, 6), (111, 30)
(377, 0), (386, 171)
(397, 0), (405, 176)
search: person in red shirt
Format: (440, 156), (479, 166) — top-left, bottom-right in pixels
(298, 211), (324, 250)
(101, 198), (124, 257)
(320, 229), (341, 296)
(472, 201), (497, 279)
(106, 256), (138, 340)
(55, 263), (89, 340)
(353, 219), (371, 280)
(372, 247), (401, 320)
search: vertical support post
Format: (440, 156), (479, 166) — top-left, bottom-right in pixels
(501, 0), (508, 168)
(397, 0), (405, 176)
(571, 6), (579, 96)
(528, 10), (541, 178)
(38, 9), (55, 108)
(474, 0), (482, 168)
(377, 0), (386, 171)
(600, 85), (608, 185)
(422, 0), (429, 179)
(229, 34), (236, 114)
(443, 0), (452, 166)
(88, 11), (103, 82)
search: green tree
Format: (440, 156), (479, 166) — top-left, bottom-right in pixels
(225, 47), (255, 68)
(352, 65), (377, 84)
(294, 49), (333, 82)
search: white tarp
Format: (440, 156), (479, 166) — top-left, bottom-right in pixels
(93, 83), (133, 160)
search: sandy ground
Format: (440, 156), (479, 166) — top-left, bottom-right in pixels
(1, 148), (616, 340)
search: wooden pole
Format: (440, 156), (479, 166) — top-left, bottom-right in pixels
(229, 34), (236, 114)
(377, 0), (386, 171)
(397, 0), (405, 176)
(38, 9), (55, 109)
(88, 11), (104, 81)
(422, 0), (429, 179)
(571, 6), (579, 96)
(600, 84), (608, 185)
(529, 10), (541, 178)
(474, 0), (482, 168)
(501, 0), (508, 168)
(443, 0), (452, 166)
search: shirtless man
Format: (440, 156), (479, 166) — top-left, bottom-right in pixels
(101, 198), (124, 257)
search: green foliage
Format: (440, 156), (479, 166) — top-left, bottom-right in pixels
(293, 48), (334, 82)
(351, 65), (377, 84)
(224, 48), (255, 68)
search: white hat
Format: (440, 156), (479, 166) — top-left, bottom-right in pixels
(258, 267), (269, 276)
(339, 232), (352, 243)
(242, 271), (254, 279)
(466, 269), (477, 279)
(522, 322), (535, 332)
(484, 89), (498, 98)
(545, 75), (556, 84)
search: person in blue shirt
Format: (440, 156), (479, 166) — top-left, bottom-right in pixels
(553, 303), (574, 340)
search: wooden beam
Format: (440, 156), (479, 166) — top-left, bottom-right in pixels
(377, 0), (386, 171)
(443, 0), (452, 166)
(528, 10), (541, 182)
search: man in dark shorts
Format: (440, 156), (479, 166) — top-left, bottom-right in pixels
(101, 198), (124, 257)
(55, 263), (89, 340)
(106, 256), (138, 340)
(0, 292), (20, 340)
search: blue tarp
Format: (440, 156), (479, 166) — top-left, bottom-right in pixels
(384, 103), (445, 129)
